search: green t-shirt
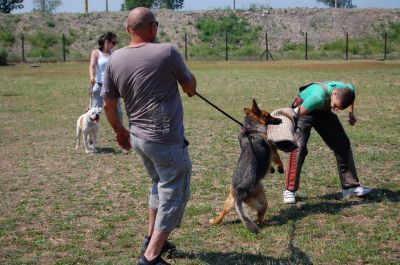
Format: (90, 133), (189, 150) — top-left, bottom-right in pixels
(299, 81), (355, 112)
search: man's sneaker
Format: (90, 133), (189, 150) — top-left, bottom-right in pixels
(342, 186), (372, 198)
(140, 235), (176, 255)
(283, 190), (296, 204)
(137, 255), (170, 265)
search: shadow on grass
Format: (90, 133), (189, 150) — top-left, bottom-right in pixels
(174, 247), (312, 265)
(95, 147), (130, 154)
(266, 188), (399, 226)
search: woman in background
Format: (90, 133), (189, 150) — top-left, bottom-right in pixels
(89, 32), (117, 108)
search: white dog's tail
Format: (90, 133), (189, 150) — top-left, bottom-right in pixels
(235, 199), (260, 233)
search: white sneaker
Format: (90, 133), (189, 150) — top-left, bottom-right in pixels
(283, 190), (296, 204)
(342, 186), (372, 198)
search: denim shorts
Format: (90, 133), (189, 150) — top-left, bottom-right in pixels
(130, 134), (192, 232)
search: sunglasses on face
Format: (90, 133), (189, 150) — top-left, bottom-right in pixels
(149, 21), (159, 27)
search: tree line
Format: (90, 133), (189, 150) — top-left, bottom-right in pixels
(1, 0), (356, 14)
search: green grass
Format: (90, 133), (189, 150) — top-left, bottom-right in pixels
(0, 61), (399, 264)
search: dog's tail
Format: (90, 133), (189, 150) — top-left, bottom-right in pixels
(75, 117), (82, 149)
(234, 197), (260, 233)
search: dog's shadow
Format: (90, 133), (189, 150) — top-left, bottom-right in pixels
(264, 188), (399, 227)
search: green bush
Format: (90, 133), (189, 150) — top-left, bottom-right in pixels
(0, 48), (8, 65)
(0, 27), (15, 45)
(27, 31), (59, 49)
(194, 13), (262, 59)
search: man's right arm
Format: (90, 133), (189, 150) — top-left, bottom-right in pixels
(103, 98), (131, 151)
(179, 72), (197, 97)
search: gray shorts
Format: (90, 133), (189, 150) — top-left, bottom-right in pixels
(130, 135), (192, 232)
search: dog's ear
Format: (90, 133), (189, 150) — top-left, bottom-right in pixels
(251, 99), (261, 116)
(243, 107), (251, 114)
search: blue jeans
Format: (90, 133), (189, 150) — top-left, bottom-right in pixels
(91, 82), (122, 119)
(130, 135), (192, 232)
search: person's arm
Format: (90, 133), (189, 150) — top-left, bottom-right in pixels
(179, 72), (197, 97)
(348, 103), (357, 126)
(296, 105), (308, 117)
(103, 98), (131, 151)
(89, 50), (98, 86)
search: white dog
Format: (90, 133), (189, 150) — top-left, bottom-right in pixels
(75, 107), (102, 153)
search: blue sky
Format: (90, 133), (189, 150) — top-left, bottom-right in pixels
(13, 0), (400, 13)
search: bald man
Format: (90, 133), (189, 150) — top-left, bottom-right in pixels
(101, 7), (197, 265)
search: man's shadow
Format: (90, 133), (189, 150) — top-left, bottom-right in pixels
(174, 244), (312, 265)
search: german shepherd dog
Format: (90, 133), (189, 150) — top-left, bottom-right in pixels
(209, 100), (284, 233)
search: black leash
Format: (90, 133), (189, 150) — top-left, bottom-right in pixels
(195, 92), (243, 127)
(195, 92), (259, 158)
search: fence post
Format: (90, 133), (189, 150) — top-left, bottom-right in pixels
(384, 32), (387, 61)
(185, 33), (188, 61)
(62, 34), (66, 62)
(345, 32), (349, 60)
(225, 31), (228, 61)
(21, 33), (25, 62)
(305, 32), (308, 60)
(265, 32), (269, 61)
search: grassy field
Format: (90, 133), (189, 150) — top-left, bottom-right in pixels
(0, 60), (399, 265)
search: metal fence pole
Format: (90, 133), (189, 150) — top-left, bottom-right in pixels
(384, 32), (387, 61)
(21, 33), (25, 62)
(345, 32), (349, 60)
(265, 32), (269, 61)
(185, 33), (188, 61)
(305, 32), (308, 60)
(225, 31), (228, 61)
(62, 34), (66, 62)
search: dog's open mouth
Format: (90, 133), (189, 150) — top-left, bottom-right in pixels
(92, 115), (100, 123)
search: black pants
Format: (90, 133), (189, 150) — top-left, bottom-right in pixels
(285, 110), (360, 191)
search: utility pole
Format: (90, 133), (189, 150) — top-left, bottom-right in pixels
(84, 0), (88, 13)
(233, 0), (235, 10)
(335, 0), (337, 8)
(106, 0), (109, 12)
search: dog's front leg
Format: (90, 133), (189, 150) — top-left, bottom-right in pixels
(269, 141), (284, 173)
(83, 132), (93, 153)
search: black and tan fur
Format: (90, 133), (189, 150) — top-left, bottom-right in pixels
(209, 100), (283, 233)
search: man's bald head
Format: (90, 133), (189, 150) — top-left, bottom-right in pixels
(126, 7), (156, 30)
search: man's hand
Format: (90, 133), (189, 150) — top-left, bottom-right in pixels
(348, 112), (357, 126)
(115, 127), (131, 151)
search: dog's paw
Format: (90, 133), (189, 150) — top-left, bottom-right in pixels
(85, 149), (94, 154)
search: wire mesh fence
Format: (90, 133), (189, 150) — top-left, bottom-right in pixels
(2, 29), (398, 64)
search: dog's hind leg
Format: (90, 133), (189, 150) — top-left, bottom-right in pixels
(247, 189), (268, 225)
(75, 122), (82, 149)
(235, 198), (260, 233)
(209, 185), (235, 225)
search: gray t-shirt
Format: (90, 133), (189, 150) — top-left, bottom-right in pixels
(101, 43), (192, 144)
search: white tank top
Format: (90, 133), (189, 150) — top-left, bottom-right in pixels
(95, 49), (111, 83)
